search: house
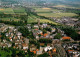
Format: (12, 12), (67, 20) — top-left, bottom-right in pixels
(37, 47), (44, 55)
(42, 24), (48, 28)
(35, 36), (39, 40)
(7, 43), (12, 47)
(30, 44), (37, 51)
(2, 44), (7, 48)
(37, 30), (43, 34)
(61, 36), (71, 40)
(51, 28), (56, 32)
(24, 38), (29, 44)
(17, 32), (22, 39)
(43, 33), (49, 38)
(31, 50), (36, 54)
(68, 50), (74, 54)
(34, 25), (39, 29)
(52, 48), (56, 53)
(22, 43), (28, 50)
(0, 35), (2, 38)
(40, 43), (45, 46)
(27, 24), (31, 29)
(68, 46), (73, 49)
(44, 46), (53, 52)
(3, 39), (7, 43)
(18, 45), (22, 49)
(9, 37), (12, 41)
(48, 51), (52, 55)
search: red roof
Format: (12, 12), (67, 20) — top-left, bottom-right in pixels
(34, 29), (38, 30)
(53, 48), (56, 52)
(31, 51), (36, 54)
(68, 50), (74, 52)
(62, 37), (71, 40)
(40, 43), (45, 46)
(22, 43), (27, 47)
(44, 33), (48, 37)
(41, 33), (43, 35)
(0, 35), (2, 37)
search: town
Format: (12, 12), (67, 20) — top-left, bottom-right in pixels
(0, 0), (80, 57)
(0, 21), (80, 57)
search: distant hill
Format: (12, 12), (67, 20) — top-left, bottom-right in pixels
(1, 0), (80, 7)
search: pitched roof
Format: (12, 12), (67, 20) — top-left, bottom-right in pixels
(31, 51), (36, 54)
(62, 37), (71, 40)
(44, 33), (48, 37)
(52, 48), (56, 52)
(34, 29), (38, 30)
(22, 43), (28, 47)
(0, 35), (2, 38)
(40, 43), (45, 46)
(41, 33), (43, 35)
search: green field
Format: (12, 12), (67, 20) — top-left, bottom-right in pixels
(27, 14), (58, 25)
(34, 7), (78, 18)
(13, 7), (27, 15)
(0, 8), (14, 14)
(38, 13), (78, 18)
(40, 19), (58, 25)
(0, 7), (27, 15)
(0, 17), (20, 21)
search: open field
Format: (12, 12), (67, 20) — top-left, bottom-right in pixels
(13, 7), (27, 15)
(38, 13), (78, 18)
(35, 8), (62, 13)
(40, 19), (58, 25)
(0, 7), (27, 15)
(52, 5), (67, 8)
(27, 14), (58, 25)
(34, 7), (78, 18)
(0, 8), (14, 14)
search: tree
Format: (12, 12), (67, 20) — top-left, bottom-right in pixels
(61, 27), (80, 40)
(54, 33), (62, 39)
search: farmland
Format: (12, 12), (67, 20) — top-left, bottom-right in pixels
(0, 17), (20, 21)
(13, 7), (27, 15)
(0, 7), (27, 22)
(34, 7), (78, 18)
(0, 7), (27, 15)
(38, 13), (78, 18)
(0, 8), (14, 14)
(0, 7), (59, 25)
(27, 14), (58, 25)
